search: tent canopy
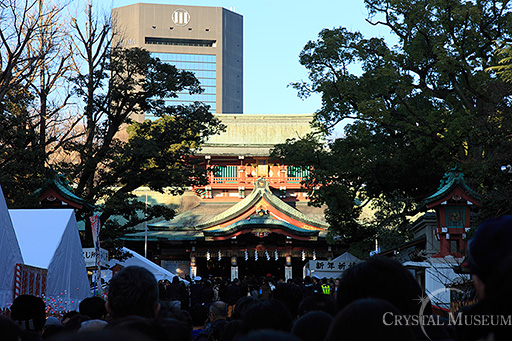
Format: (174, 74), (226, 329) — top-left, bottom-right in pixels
(304, 252), (362, 279)
(109, 247), (186, 283)
(332, 252), (361, 263)
(10, 209), (90, 308)
(0, 186), (23, 308)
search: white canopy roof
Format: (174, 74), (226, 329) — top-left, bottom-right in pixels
(304, 252), (362, 279)
(10, 209), (90, 308)
(109, 247), (184, 283)
(332, 252), (361, 263)
(0, 186), (23, 308)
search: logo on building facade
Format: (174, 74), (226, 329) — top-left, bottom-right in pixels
(172, 9), (190, 26)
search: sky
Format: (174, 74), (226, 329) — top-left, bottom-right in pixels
(110, 0), (395, 116)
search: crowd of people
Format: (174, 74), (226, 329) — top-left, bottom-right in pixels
(1, 215), (512, 341)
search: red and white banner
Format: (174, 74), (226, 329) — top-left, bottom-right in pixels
(89, 215), (101, 250)
(14, 263), (48, 298)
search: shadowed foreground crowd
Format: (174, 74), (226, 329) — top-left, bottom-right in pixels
(2, 215), (512, 341)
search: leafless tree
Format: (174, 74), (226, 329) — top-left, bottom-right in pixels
(0, 0), (54, 102)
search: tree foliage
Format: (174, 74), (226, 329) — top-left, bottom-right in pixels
(487, 43), (512, 83)
(274, 0), (512, 252)
(0, 1), (225, 256)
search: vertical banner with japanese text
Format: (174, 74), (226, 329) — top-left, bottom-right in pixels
(89, 215), (101, 295)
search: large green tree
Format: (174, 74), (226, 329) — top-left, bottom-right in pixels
(0, 2), (225, 256)
(55, 4), (224, 254)
(273, 0), (512, 253)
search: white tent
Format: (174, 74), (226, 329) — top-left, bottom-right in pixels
(332, 252), (361, 263)
(0, 186), (23, 308)
(108, 247), (182, 283)
(9, 209), (90, 309)
(303, 252), (362, 279)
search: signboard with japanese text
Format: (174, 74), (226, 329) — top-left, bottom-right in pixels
(83, 248), (109, 268)
(308, 260), (358, 272)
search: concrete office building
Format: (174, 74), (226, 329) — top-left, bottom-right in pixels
(113, 3), (243, 119)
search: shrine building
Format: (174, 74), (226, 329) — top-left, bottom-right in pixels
(123, 114), (338, 280)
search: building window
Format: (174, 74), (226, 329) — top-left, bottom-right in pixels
(145, 52), (217, 117)
(288, 166), (309, 178)
(145, 37), (215, 47)
(213, 166), (238, 183)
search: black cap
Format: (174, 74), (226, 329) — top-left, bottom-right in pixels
(467, 215), (512, 282)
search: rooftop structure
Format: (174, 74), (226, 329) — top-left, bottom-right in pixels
(113, 3), (243, 118)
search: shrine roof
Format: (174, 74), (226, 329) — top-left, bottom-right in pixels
(203, 217), (322, 237)
(139, 179), (328, 241)
(123, 229), (204, 241)
(150, 203), (236, 229)
(195, 178), (328, 230)
(196, 114), (321, 156)
(35, 170), (95, 211)
(420, 165), (481, 208)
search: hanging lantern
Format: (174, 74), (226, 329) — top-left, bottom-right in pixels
(254, 250), (258, 261)
(245, 249), (248, 261)
(274, 249), (278, 261)
(206, 250), (211, 261)
(313, 250), (316, 260)
(286, 255), (292, 266)
(265, 250), (270, 261)
(301, 249), (306, 261)
(218, 250), (222, 261)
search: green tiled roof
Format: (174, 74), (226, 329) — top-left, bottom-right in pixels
(129, 179), (328, 242)
(122, 229), (204, 241)
(196, 178), (328, 230)
(196, 114), (322, 156)
(35, 170), (95, 210)
(203, 217), (321, 237)
(421, 165), (481, 207)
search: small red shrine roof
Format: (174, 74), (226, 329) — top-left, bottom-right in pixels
(35, 170), (95, 211)
(420, 165), (481, 209)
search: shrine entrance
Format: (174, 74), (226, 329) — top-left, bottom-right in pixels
(190, 230), (318, 280)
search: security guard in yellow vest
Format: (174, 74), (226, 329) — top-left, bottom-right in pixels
(321, 281), (331, 295)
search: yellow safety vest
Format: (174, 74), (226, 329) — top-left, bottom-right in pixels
(321, 284), (331, 295)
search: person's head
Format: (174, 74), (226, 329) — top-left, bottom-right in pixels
(467, 215), (512, 298)
(237, 329), (300, 341)
(325, 298), (415, 341)
(172, 276), (180, 284)
(189, 304), (208, 327)
(272, 283), (303, 318)
(157, 300), (182, 319)
(298, 293), (337, 317)
(159, 317), (193, 341)
(61, 311), (79, 325)
(107, 316), (167, 341)
(209, 301), (228, 322)
(0, 316), (24, 341)
(291, 311), (333, 341)
(218, 320), (243, 341)
(10, 294), (46, 333)
(240, 299), (293, 335)
(79, 296), (107, 320)
(337, 256), (424, 315)
(107, 266), (160, 319)
(62, 314), (91, 332)
(482, 253), (512, 341)
(232, 296), (259, 320)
